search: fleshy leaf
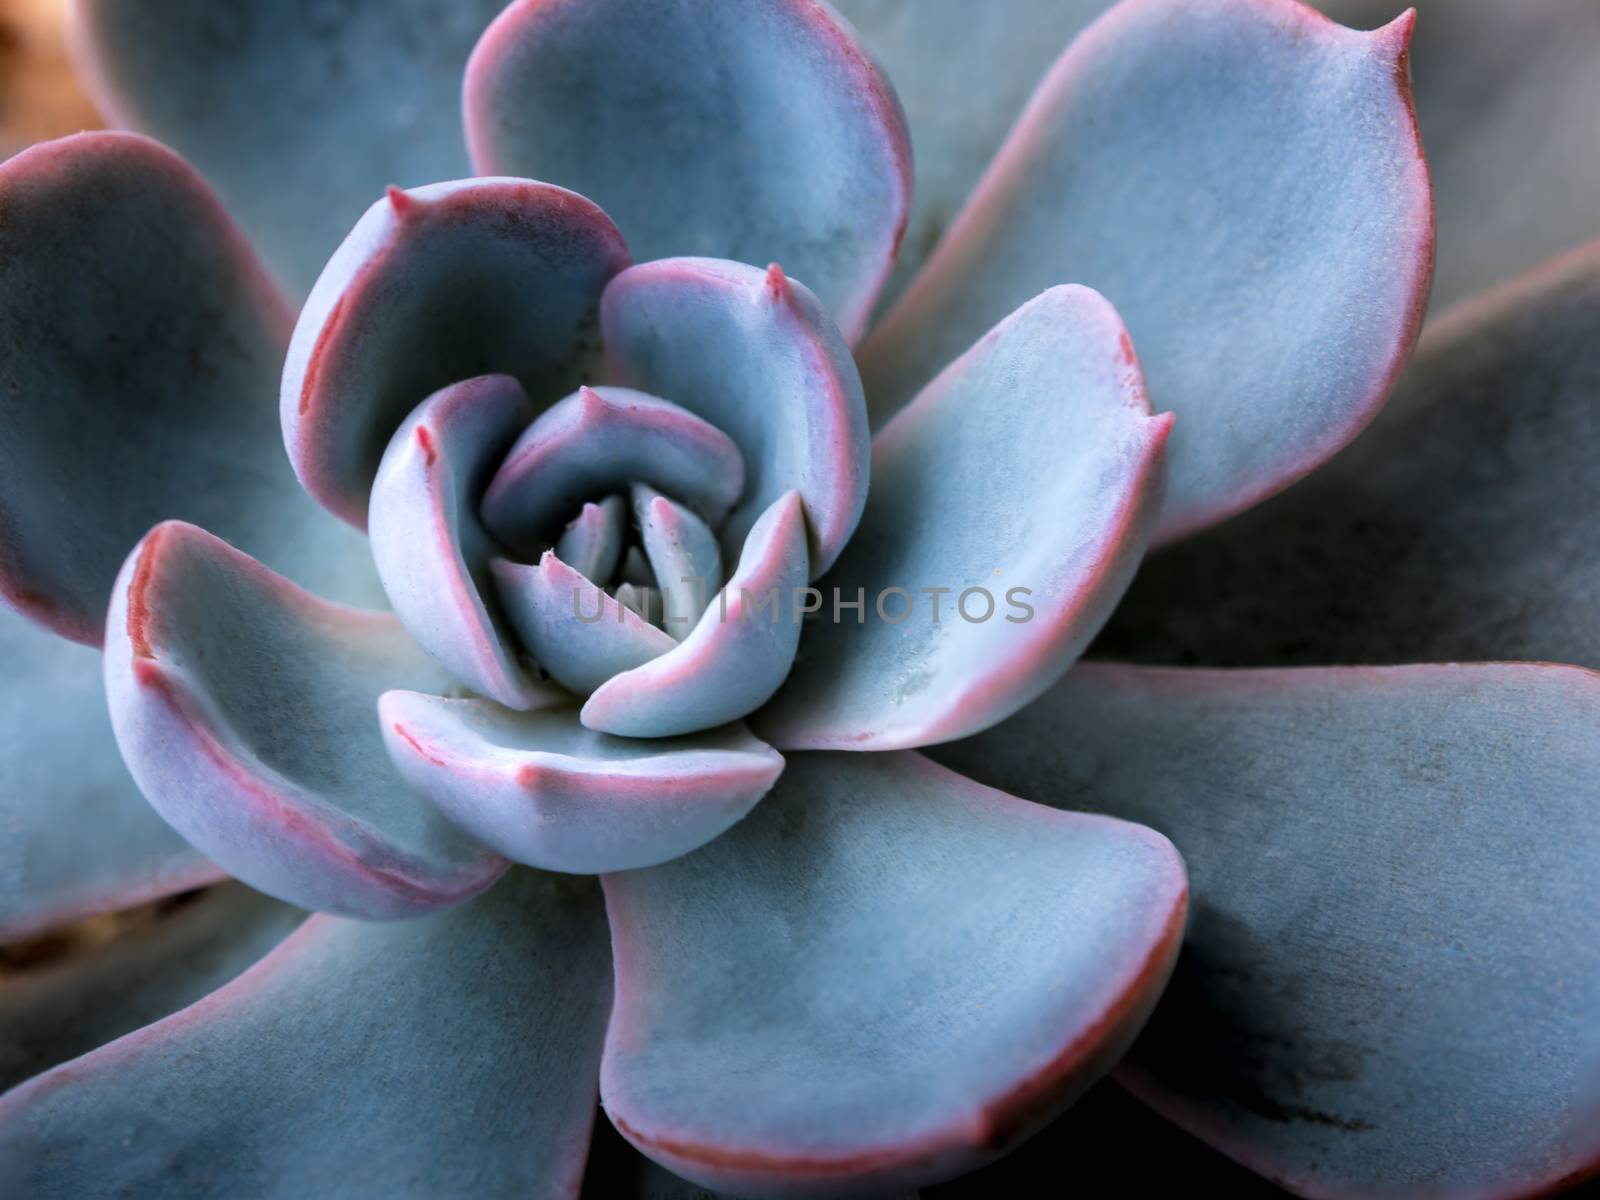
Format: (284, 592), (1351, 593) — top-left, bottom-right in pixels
(936, 662), (1600, 1200)
(71, 0), (510, 299)
(381, 693), (782, 874)
(1322, 0), (1600, 307)
(104, 522), (506, 919)
(282, 177), (629, 527)
(492, 554), (676, 697)
(1096, 242), (1600, 671)
(602, 259), (870, 577)
(0, 884), (302, 1092)
(0, 131), (379, 645)
(481, 386), (745, 558)
(759, 287), (1168, 752)
(601, 751), (1187, 1197)
(369, 375), (557, 709)
(0, 607), (218, 940)
(831, 0), (1109, 304)
(0, 870), (612, 1199)
(464, 0), (910, 342)
(557, 496), (628, 585)
(582, 493), (808, 739)
(858, 0), (1432, 542)
(633, 485), (723, 640)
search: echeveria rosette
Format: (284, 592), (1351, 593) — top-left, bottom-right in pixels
(0, 2), (1594, 1199)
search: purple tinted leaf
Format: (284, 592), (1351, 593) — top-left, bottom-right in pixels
(832, 0), (1111, 304)
(556, 497), (628, 587)
(369, 375), (559, 709)
(104, 522), (505, 919)
(1096, 243), (1600, 671)
(582, 493), (808, 739)
(381, 693), (782, 874)
(0, 607), (218, 940)
(0, 884), (302, 1092)
(859, 0), (1432, 543)
(759, 287), (1168, 752)
(481, 386), (744, 559)
(464, 0), (910, 342)
(0, 132), (379, 644)
(72, 0), (510, 299)
(0, 871), (611, 1198)
(1323, 0), (1600, 307)
(282, 178), (629, 527)
(601, 751), (1186, 1197)
(492, 554), (676, 698)
(936, 662), (1600, 1199)
(601, 259), (870, 577)
(632, 485), (723, 640)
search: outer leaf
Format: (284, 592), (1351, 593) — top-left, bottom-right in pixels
(464, 0), (911, 342)
(601, 751), (1187, 1198)
(1096, 243), (1600, 671)
(582, 493), (809, 739)
(381, 693), (783, 874)
(493, 553), (677, 697)
(282, 178), (629, 527)
(369, 375), (557, 709)
(843, 0), (1600, 315)
(481, 386), (745, 558)
(0, 131), (378, 645)
(759, 287), (1168, 752)
(602, 259), (870, 577)
(0, 870), (612, 1199)
(858, 0), (1432, 542)
(831, 0), (1109, 304)
(70, 0), (509, 299)
(104, 522), (506, 919)
(1321, 0), (1600, 307)
(0, 607), (217, 941)
(936, 662), (1600, 1200)
(0, 884), (302, 1092)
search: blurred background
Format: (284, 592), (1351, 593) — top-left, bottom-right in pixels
(0, 0), (99, 159)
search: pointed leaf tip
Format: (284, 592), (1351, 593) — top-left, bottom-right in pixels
(282, 176), (629, 527)
(858, 0), (1433, 542)
(384, 184), (417, 218)
(368, 376), (555, 711)
(601, 258), (869, 578)
(581, 491), (809, 739)
(761, 286), (1165, 751)
(764, 262), (789, 301)
(1094, 241), (1600, 671)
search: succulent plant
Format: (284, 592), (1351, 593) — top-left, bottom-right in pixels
(0, 0), (1594, 1197)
